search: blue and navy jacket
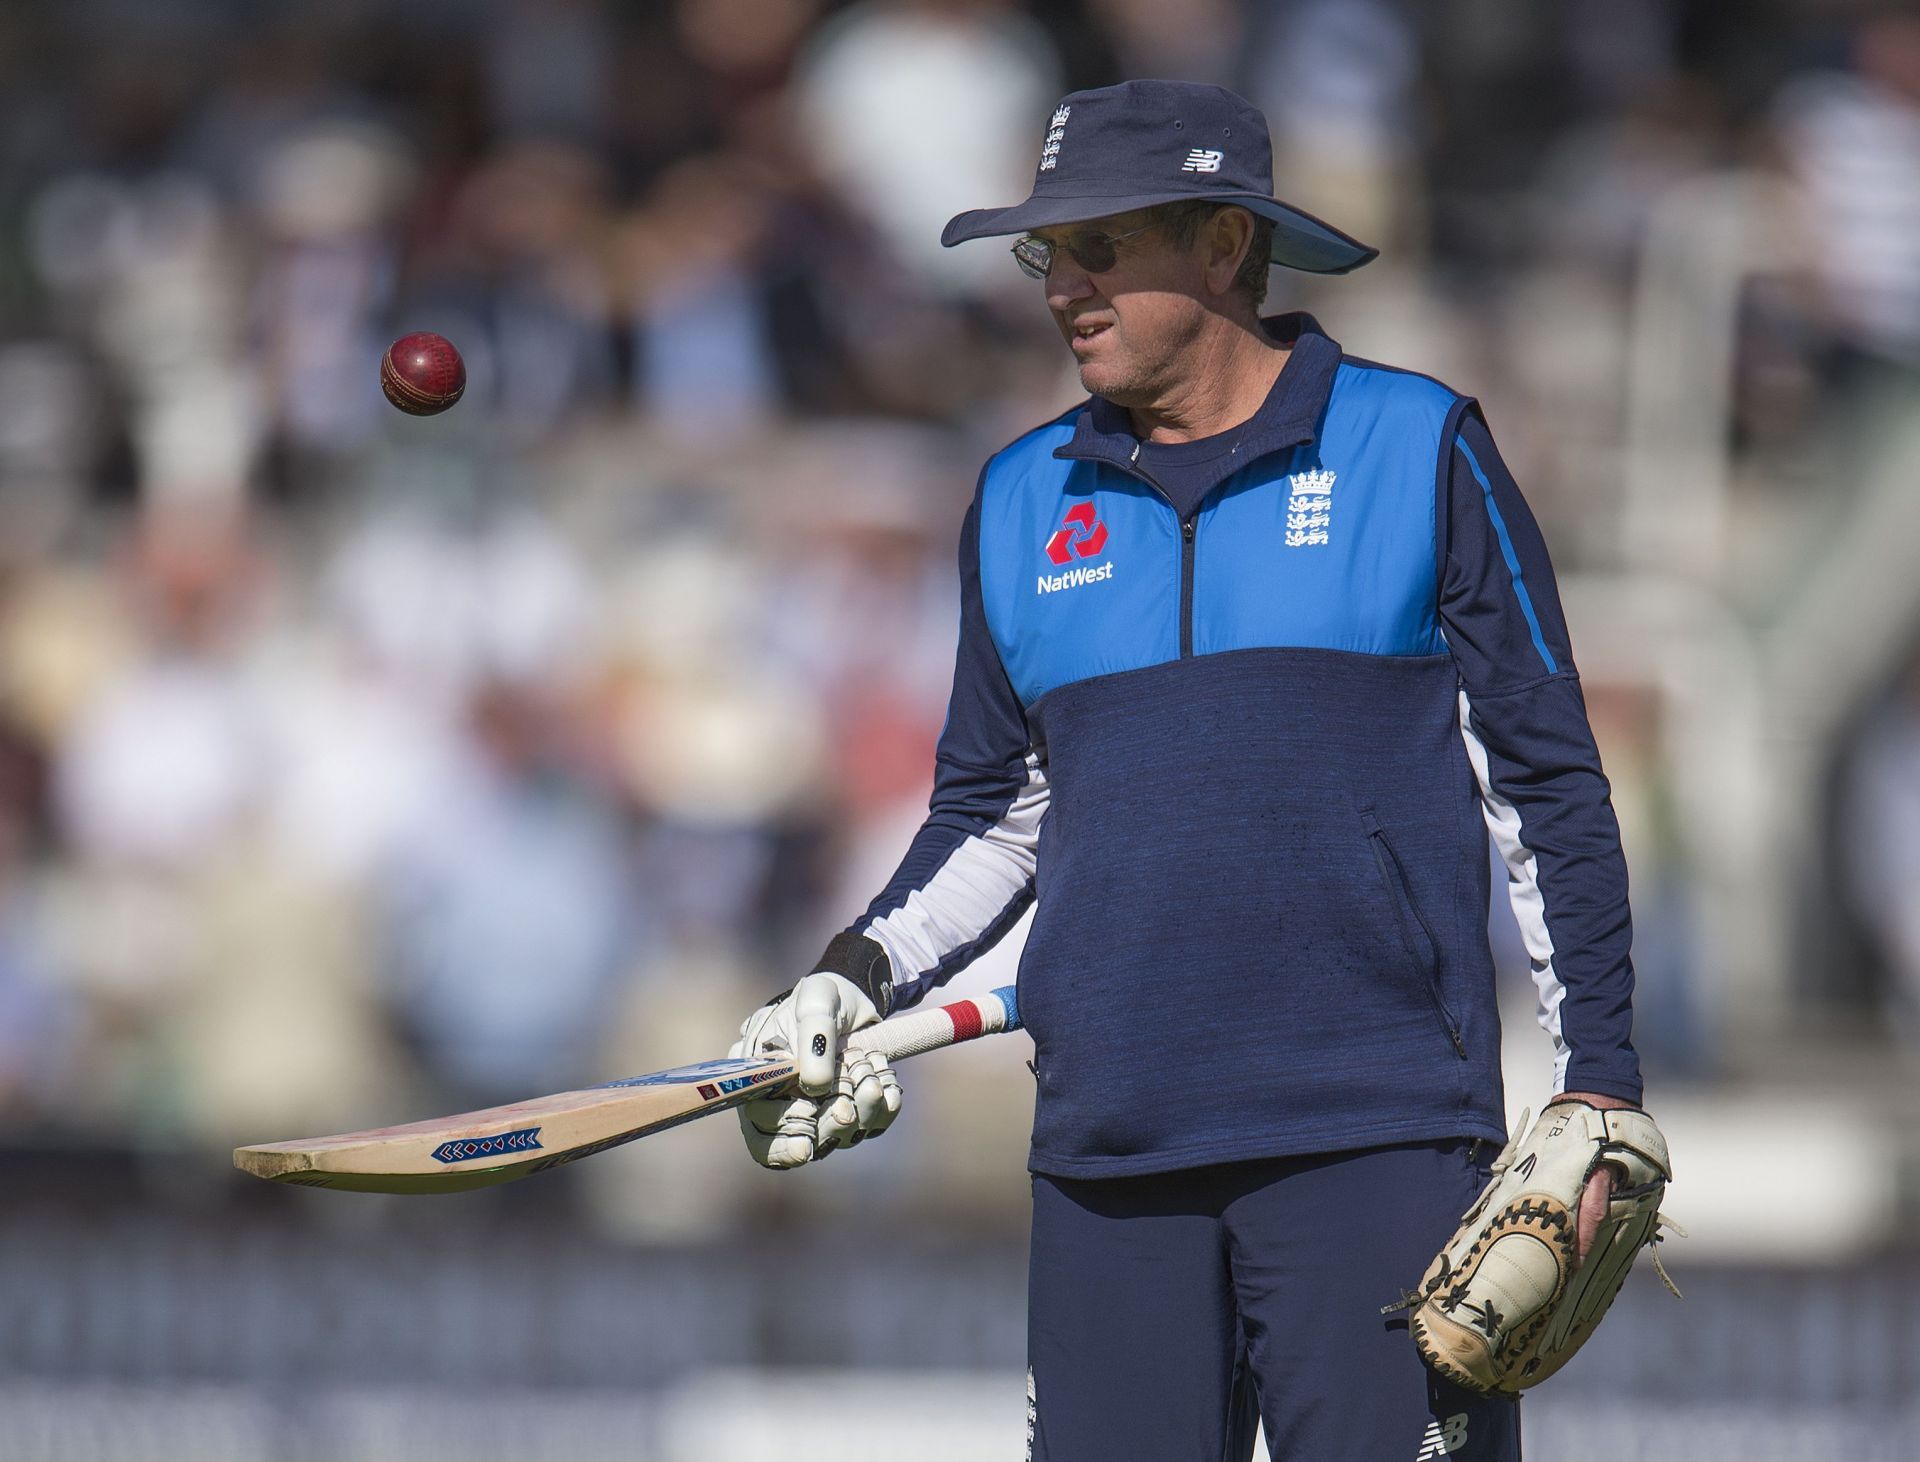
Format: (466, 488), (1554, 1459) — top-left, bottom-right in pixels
(851, 313), (1642, 1178)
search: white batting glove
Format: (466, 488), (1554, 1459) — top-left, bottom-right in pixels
(814, 1045), (903, 1155)
(728, 942), (901, 1168)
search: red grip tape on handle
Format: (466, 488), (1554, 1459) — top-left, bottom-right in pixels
(946, 1000), (984, 1043)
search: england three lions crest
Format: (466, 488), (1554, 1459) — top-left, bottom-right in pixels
(1286, 468), (1335, 548)
(1038, 105), (1071, 172)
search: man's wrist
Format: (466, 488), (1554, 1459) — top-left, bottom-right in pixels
(812, 930), (895, 1017)
(1550, 1089), (1640, 1112)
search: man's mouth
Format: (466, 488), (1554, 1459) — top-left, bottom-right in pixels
(1070, 321), (1111, 348)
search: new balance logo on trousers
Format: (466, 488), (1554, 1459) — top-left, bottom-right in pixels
(1416, 1412), (1470, 1458)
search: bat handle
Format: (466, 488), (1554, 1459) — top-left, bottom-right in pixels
(846, 985), (1022, 1064)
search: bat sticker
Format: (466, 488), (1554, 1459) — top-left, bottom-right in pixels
(713, 1068), (786, 1096)
(602, 1058), (774, 1089)
(431, 1127), (544, 1164)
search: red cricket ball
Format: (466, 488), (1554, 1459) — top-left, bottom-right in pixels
(381, 332), (466, 416)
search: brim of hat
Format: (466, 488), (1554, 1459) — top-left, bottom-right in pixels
(941, 191), (1377, 275)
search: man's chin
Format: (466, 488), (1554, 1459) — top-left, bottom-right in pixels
(1078, 366), (1146, 405)
(1074, 357), (1134, 399)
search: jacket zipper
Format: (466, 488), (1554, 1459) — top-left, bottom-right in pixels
(1366, 824), (1468, 1059)
(1115, 450), (1197, 658)
(1066, 426), (1302, 658)
(1180, 517), (1196, 657)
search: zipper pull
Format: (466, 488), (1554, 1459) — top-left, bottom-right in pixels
(1182, 519), (1195, 541)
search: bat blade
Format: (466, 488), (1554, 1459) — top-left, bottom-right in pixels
(233, 1053), (799, 1193)
(234, 985), (1020, 1194)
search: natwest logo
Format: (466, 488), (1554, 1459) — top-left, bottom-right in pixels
(1045, 502), (1108, 565)
(1037, 561), (1114, 594)
(1038, 503), (1114, 595)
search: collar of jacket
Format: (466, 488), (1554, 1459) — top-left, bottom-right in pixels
(1051, 311), (1342, 476)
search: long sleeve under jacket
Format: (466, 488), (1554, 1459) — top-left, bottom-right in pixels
(845, 311), (1642, 1178)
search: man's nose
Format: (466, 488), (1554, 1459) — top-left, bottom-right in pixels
(1046, 262), (1095, 312)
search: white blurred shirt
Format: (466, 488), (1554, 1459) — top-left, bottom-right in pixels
(1776, 71), (1920, 363)
(795, 2), (1061, 295)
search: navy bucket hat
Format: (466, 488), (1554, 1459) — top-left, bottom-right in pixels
(941, 79), (1377, 276)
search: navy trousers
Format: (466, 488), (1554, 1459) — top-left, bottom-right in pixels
(1026, 1140), (1522, 1461)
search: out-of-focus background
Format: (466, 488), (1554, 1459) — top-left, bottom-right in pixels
(1, 0), (1918, 1457)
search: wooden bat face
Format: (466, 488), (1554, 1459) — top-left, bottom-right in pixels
(233, 986), (1021, 1195)
(234, 1053), (802, 1194)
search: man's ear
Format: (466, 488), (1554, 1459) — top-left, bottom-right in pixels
(1201, 207), (1255, 297)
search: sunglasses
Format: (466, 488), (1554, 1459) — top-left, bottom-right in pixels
(1011, 220), (1161, 280)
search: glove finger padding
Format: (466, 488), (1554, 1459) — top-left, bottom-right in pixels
(815, 1051), (903, 1153)
(738, 1094), (823, 1170)
(854, 1051), (903, 1134)
(1393, 1102), (1680, 1394)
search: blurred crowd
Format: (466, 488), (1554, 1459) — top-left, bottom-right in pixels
(0, 0), (1916, 1195)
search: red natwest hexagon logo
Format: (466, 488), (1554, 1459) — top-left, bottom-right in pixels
(1045, 502), (1108, 565)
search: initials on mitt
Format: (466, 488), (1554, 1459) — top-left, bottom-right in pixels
(1388, 1101), (1681, 1394)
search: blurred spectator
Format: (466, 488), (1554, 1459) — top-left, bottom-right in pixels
(54, 502), (265, 870)
(0, 699), (67, 1125)
(1247, 0), (1424, 270)
(1773, 13), (1920, 369)
(410, 139), (619, 442)
(1532, 79), (1723, 280)
(1086, 0), (1242, 84)
(324, 490), (592, 710)
(482, 0), (615, 143)
(379, 679), (642, 1100)
(1842, 651), (1920, 1043)
(674, 0), (821, 115)
(618, 154), (784, 438)
(171, 10), (379, 200)
(794, 0), (1061, 296)
(1582, 681), (1709, 1075)
(250, 122), (414, 465)
(0, 341), (107, 556)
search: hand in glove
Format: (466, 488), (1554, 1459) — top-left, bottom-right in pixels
(728, 934), (902, 1169)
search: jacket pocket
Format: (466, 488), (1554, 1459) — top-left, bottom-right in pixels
(1359, 808), (1467, 1060)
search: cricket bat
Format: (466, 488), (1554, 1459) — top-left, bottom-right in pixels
(233, 986), (1021, 1194)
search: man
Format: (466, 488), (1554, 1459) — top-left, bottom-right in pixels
(731, 80), (1645, 1461)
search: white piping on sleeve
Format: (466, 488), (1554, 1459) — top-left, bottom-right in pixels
(1457, 688), (1571, 1091)
(864, 752), (1047, 987)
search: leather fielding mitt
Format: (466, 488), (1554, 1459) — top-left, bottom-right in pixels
(1386, 1100), (1682, 1394)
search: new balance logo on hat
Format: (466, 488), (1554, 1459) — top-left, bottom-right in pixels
(1181, 148), (1224, 173)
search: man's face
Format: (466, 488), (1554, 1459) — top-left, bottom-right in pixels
(1030, 208), (1213, 405)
